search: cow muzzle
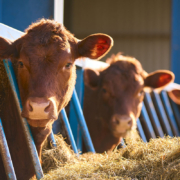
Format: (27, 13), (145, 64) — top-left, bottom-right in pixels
(22, 97), (58, 121)
(110, 114), (134, 137)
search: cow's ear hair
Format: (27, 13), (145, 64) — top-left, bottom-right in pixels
(0, 37), (21, 60)
(144, 70), (175, 89)
(84, 68), (100, 90)
(168, 89), (180, 104)
(77, 34), (113, 60)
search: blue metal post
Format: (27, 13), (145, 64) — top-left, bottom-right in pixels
(3, 59), (43, 180)
(0, 0), (2, 22)
(144, 92), (164, 137)
(160, 91), (180, 136)
(60, 109), (79, 155)
(171, 0), (180, 84)
(140, 102), (156, 140)
(151, 91), (173, 136)
(169, 98), (180, 129)
(137, 118), (147, 143)
(47, 131), (57, 148)
(0, 118), (17, 180)
(71, 89), (95, 153)
(69, 67), (84, 151)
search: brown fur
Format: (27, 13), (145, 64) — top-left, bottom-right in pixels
(84, 53), (174, 153)
(0, 19), (113, 179)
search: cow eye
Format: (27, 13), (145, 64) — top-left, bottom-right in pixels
(138, 90), (144, 96)
(18, 61), (24, 68)
(65, 63), (72, 69)
(102, 88), (107, 93)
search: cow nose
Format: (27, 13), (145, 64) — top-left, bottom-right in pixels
(112, 115), (133, 129)
(25, 97), (57, 120)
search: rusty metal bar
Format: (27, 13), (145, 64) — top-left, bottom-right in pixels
(0, 118), (17, 180)
(3, 59), (43, 179)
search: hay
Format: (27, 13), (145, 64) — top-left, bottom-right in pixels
(42, 134), (77, 173)
(41, 136), (180, 180)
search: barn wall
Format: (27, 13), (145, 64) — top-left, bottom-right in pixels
(65, 0), (171, 73)
(0, 0), (54, 32)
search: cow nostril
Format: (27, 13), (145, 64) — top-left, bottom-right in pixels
(44, 102), (51, 113)
(128, 120), (132, 126)
(28, 102), (33, 112)
(113, 118), (120, 125)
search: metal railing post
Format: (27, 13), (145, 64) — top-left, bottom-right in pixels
(3, 59), (43, 179)
(71, 89), (95, 153)
(0, 118), (17, 180)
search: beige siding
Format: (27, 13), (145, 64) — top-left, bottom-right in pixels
(66, 0), (171, 72)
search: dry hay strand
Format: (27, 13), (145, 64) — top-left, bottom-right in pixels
(42, 134), (78, 173)
(41, 136), (180, 180)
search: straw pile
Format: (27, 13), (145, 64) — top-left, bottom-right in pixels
(41, 133), (180, 180)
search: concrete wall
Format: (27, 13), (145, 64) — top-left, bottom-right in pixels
(65, 0), (171, 73)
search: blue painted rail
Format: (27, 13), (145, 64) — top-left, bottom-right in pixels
(3, 59), (44, 179)
(71, 89), (95, 153)
(0, 118), (17, 180)
(60, 108), (79, 155)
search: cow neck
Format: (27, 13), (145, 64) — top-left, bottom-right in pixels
(29, 123), (53, 161)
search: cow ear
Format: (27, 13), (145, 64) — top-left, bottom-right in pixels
(168, 89), (180, 104)
(144, 70), (175, 89)
(84, 69), (100, 89)
(77, 34), (113, 60)
(0, 37), (20, 60)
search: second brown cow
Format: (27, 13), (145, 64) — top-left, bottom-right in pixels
(83, 53), (174, 153)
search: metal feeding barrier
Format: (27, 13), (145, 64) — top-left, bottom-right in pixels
(138, 90), (180, 141)
(1, 21), (180, 179)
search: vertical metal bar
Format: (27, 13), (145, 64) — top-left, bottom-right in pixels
(69, 67), (84, 151)
(151, 91), (173, 136)
(144, 92), (164, 137)
(140, 102), (156, 140)
(169, 98), (180, 129)
(137, 118), (147, 143)
(0, 0), (2, 23)
(0, 118), (17, 180)
(71, 89), (95, 153)
(3, 59), (43, 179)
(160, 91), (180, 136)
(47, 131), (57, 148)
(171, 0), (180, 84)
(60, 108), (79, 155)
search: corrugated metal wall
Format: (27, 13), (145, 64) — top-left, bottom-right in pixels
(65, 0), (171, 73)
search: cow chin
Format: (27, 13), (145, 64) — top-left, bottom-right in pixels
(27, 119), (54, 128)
(111, 130), (130, 138)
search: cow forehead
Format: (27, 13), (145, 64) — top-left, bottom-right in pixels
(101, 69), (144, 95)
(20, 43), (72, 66)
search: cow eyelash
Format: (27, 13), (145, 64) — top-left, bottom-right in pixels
(18, 61), (24, 68)
(65, 63), (72, 69)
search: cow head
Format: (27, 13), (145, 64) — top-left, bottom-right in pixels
(84, 54), (174, 138)
(0, 19), (113, 128)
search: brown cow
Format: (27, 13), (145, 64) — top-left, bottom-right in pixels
(83, 54), (174, 153)
(0, 19), (113, 180)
